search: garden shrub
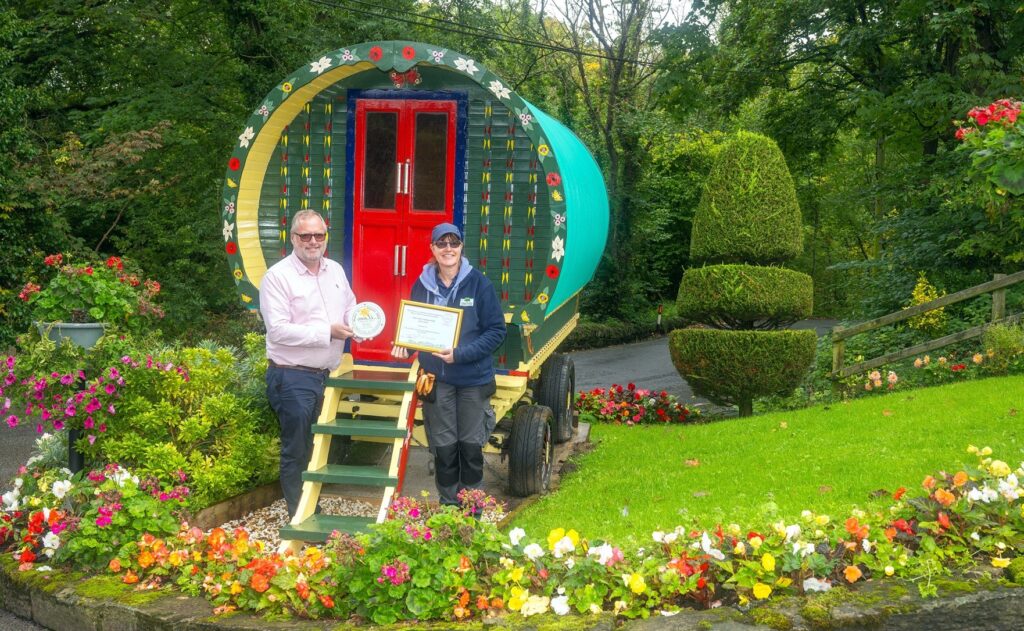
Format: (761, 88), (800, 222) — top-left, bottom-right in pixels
(670, 328), (817, 410)
(689, 130), (803, 264)
(981, 323), (1024, 375)
(672, 131), (815, 416)
(677, 264), (813, 326)
(80, 345), (278, 509)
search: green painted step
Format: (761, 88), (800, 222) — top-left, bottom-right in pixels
(326, 369), (415, 392)
(313, 418), (406, 438)
(279, 514), (377, 542)
(302, 464), (397, 486)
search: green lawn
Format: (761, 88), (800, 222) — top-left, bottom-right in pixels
(509, 375), (1024, 548)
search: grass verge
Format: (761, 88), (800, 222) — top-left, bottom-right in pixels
(510, 375), (1024, 547)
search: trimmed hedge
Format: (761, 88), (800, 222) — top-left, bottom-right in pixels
(690, 131), (802, 264)
(669, 328), (817, 412)
(677, 264), (813, 327)
(562, 316), (687, 351)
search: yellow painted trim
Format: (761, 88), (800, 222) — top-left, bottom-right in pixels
(238, 63), (374, 290)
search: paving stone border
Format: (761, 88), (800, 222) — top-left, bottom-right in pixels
(3, 555), (1022, 631)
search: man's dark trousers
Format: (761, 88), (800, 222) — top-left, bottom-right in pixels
(266, 366), (326, 518)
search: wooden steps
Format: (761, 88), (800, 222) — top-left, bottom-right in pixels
(278, 355), (418, 553)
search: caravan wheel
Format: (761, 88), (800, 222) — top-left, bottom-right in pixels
(508, 405), (552, 497)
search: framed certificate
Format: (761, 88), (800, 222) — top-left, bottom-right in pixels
(394, 300), (463, 352)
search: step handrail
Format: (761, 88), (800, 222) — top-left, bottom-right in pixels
(831, 272), (1022, 378)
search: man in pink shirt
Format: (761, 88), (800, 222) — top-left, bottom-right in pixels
(260, 210), (357, 518)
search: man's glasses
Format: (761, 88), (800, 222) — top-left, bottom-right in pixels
(295, 233), (327, 242)
(433, 238), (462, 249)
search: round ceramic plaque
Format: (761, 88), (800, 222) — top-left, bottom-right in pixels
(350, 301), (385, 339)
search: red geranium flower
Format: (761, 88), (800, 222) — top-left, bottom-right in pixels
(402, 46), (416, 60)
(228, 157), (241, 171)
(226, 242), (238, 255)
(368, 46), (383, 62)
(546, 264), (558, 278)
(546, 172), (561, 186)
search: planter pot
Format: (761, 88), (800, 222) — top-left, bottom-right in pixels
(36, 321), (106, 350)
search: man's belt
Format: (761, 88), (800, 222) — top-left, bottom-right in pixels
(267, 359), (330, 375)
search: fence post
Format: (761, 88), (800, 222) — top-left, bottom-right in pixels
(992, 273), (1007, 323)
(831, 326), (845, 377)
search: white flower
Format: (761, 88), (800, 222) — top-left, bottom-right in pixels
(509, 527), (526, 546)
(35, 565), (53, 572)
(340, 49), (354, 62)
(801, 510), (814, 521)
(700, 532), (725, 561)
(785, 524), (802, 542)
(310, 55), (332, 74)
(13, 478), (23, 489)
(51, 480), (72, 500)
(861, 538), (873, 553)
(970, 531), (981, 541)
(520, 595), (550, 617)
(803, 577), (832, 592)
(454, 57), (479, 75)
(257, 104), (270, 118)
(519, 112), (533, 127)
(222, 220), (235, 241)
(551, 595), (570, 615)
(523, 543), (544, 560)
(652, 530), (665, 543)
(488, 80), (511, 100)
(42, 532), (60, 554)
(564, 557), (575, 568)
(238, 126), (255, 149)
(551, 236), (565, 262)
(792, 541), (815, 557)
(663, 531), (678, 544)
(430, 50), (445, 63)
(589, 543), (614, 565)
(2, 489), (19, 511)
(660, 610), (680, 616)
(553, 213), (565, 227)
(224, 202), (236, 215)
(552, 536), (575, 558)
(589, 603), (601, 614)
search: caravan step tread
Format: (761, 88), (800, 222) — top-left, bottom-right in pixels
(279, 514), (376, 542)
(314, 418), (406, 438)
(327, 369), (415, 392)
(302, 464), (397, 486)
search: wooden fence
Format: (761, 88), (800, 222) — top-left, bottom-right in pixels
(830, 272), (1024, 378)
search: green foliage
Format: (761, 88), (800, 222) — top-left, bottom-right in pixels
(980, 324), (1024, 376)
(669, 328), (817, 410)
(562, 315), (687, 351)
(690, 131), (803, 264)
(78, 344), (278, 509)
(677, 264), (813, 328)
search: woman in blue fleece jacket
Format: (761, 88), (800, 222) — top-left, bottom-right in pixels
(391, 222), (506, 506)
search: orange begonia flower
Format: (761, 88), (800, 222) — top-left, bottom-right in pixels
(108, 558), (122, 573)
(934, 488), (956, 507)
(953, 471), (968, 487)
(123, 570), (139, 584)
(844, 565), (863, 583)
(250, 573), (270, 593)
(137, 550), (155, 569)
(922, 475), (937, 490)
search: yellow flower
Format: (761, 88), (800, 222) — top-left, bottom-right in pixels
(233, 268), (243, 280)
(973, 353), (984, 364)
(547, 528), (565, 550)
(752, 583), (772, 600)
(775, 577), (792, 588)
(981, 446), (993, 456)
(814, 514), (830, 526)
(538, 144), (550, 156)
(229, 581), (243, 595)
(282, 81), (293, 93)
(625, 573), (646, 594)
(508, 586), (529, 611)
(748, 536), (763, 550)
(761, 553), (776, 572)
(992, 557), (1011, 569)
(733, 542), (746, 555)
(990, 460), (1011, 477)
(552, 190), (563, 202)
(537, 293), (549, 304)
(885, 565), (895, 576)
(510, 566), (524, 583)
(967, 445), (979, 455)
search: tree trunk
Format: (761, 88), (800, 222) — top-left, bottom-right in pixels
(738, 397), (753, 417)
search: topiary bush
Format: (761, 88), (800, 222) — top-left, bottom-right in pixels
(689, 130), (803, 264)
(672, 131), (815, 416)
(677, 264), (813, 327)
(669, 329), (817, 413)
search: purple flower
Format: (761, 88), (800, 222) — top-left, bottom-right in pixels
(83, 417), (94, 430)
(120, 356), (131, 365)
(88, 435), (96, 445)
(99, 423), (107, 433)
(95, 515), (111, 527)
(107, 404), (115, 415)
(60, 373), (74, 386)
(5, 356), (13, 369)
(85, 398), (101, 413)
(104, 383), (116, 395)
(64, 405), (76, 417)
(4, 373), (15, 386)
(35, 423), (43, 434)
(110, 367), (121, 379)
(5, 414), (17, 429)
(53, 420), (64, 431)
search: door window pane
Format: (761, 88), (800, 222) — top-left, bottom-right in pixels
(363, 112), (397, 210)
(413, 113), (448, 212)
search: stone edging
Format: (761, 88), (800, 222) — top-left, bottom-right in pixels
(4, 553), (1023, 631)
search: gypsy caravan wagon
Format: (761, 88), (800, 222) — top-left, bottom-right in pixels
(219, 41), (608, 550)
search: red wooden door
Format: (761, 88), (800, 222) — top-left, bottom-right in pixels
(351, 99), (457, 362)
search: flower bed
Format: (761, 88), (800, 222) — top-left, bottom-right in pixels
(575, 383), (698, 425)
(4, 445), (1023, 624)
